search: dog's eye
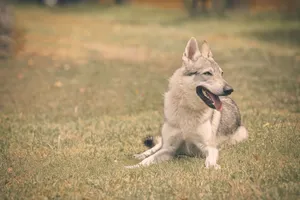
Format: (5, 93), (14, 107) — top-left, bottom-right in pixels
(221, 72), (224, 76)
(187, 71), (199, 76)
(203, 71), (213, 76)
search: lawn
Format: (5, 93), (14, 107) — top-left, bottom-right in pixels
(0, 3), (300, 199)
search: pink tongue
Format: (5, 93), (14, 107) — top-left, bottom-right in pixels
(208, 93), (222, 111)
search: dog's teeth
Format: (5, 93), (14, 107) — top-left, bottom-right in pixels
(205, 92), (210, 99)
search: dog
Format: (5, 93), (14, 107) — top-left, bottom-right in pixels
(126, 37), (248, 169)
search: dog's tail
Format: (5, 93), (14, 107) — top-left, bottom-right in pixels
(143, 135), (162, 148)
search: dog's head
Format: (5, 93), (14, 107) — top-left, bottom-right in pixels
(180, 37), (233, 111)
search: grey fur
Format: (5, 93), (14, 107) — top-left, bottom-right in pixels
(218, 97), (241, 136)
(126, 38), (248, 169)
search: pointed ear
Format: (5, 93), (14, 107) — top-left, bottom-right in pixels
(200, 40), (213, 58)
(183, 37), (201, 61)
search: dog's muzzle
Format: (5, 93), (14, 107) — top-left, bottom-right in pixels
(196, 84), (234, 111)
(222, 85), (234, 96)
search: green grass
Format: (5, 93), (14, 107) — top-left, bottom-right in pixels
(1, 4), (300, 199)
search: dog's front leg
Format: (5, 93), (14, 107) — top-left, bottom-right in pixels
(194, 143), (220, 169)
(126, 123), (182, 168)
(194, 142), (220, 169)
(194, 120), (220, 169)
(204, 146), (220, 169)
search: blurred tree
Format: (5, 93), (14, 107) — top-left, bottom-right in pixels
(0, 1), (14, 58)
(185, 0), (250, 16)
(226, 0), (249, 10)
(0, 1), (25, 59)
(184, 0), (208, 16)
(115, 0), (124, 4)
(190, 0), (198, 16)
(211, 0), (249, 14)
(211, 0), (226, 14)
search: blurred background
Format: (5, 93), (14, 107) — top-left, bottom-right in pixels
(1, 1), (300, 199)
(1, 0), (298, 115)
(1, 0), (299, 60)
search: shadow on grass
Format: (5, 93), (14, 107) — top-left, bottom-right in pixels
(160, 13), (230, 26)
(246, 27), (300, 47)
(162, 9), (300, 26)
(246, 11), (300, 22)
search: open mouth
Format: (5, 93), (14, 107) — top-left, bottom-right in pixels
(196, 86), (222, 111)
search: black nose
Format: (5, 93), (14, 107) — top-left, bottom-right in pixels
(223, 85), (234, 95)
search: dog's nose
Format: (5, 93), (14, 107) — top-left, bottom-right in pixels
(223, 85), (234, 95)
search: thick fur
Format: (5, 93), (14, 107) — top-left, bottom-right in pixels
(127, 38), (248, 169)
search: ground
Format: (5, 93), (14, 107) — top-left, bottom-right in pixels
(0, 4), (300, 199)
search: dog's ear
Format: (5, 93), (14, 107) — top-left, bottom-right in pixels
(200, 40), (213, 58)
(183, 37), (201, 61)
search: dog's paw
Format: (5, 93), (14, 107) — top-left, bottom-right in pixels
(133, 153), (147, 160)
(205, 158), (221, 170)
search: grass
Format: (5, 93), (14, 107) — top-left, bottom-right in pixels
(1, 3), (300, 199)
